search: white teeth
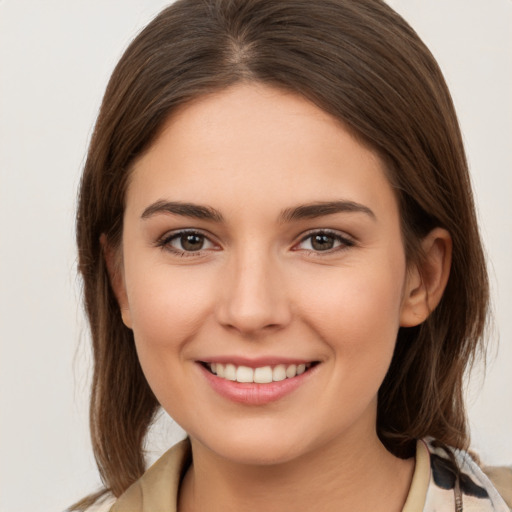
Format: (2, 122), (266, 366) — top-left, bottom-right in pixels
(254, 366), (273, 383)
(236, 366), (254, 383)
(272, 364), (287, 381)
(208, 362), (312, 383)
(286, 364), (297, 378)
(224, 363), (236, 381)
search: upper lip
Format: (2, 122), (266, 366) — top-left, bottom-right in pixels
(198, 356), (318, 368)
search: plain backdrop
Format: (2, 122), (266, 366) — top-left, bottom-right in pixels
(0, 1), (511, 511)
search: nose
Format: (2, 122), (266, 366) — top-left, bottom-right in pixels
(215, 248), (292, 337)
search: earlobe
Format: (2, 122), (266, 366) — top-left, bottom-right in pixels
(100, 234), (133, 329)
(400, 228), (452, 327)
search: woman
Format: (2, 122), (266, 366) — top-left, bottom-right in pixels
(72, 0), (511, 510)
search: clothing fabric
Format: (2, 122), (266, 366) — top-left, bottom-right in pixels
(108, 438), (511, 511)
(419, 439), (510, 511)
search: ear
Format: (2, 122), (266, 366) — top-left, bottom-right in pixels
(400, 228), (452, 327)
(100, 234), (133, 329)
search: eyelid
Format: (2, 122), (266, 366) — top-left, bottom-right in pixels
(293, 229), (355, 253)
(155, 228), (220, 256)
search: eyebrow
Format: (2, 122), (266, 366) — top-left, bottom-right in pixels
(278, 200), (376, 223)
(141, 200), (375, 223)
(141, 200), (224, 222)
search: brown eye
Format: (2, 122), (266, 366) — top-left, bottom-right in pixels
(296, 230), (354, 253)
(159, 230), (216, 254)
(180, 233), (205, 251)
(311, 234), (336, 251)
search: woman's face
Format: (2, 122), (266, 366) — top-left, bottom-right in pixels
(115, 83), (418, 465)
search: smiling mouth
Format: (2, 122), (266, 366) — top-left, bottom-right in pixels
(201, 362), (318, 384)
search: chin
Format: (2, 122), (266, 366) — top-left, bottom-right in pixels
(192, 424), (313, 466)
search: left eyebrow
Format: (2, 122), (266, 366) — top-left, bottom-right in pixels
(141, 200), (224, 222)
(278, 201), (376, 223)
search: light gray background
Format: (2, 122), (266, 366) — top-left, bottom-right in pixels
(0, 1), (510, 511)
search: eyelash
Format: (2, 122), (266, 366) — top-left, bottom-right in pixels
(155, 230), (218, 257)
(294, 229), (355, 255)
(155, 229), (355, 257)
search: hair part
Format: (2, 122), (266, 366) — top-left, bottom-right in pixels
(73, 0), (489, 508)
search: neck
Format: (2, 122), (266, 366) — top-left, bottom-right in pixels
(179, 427), (414, 512)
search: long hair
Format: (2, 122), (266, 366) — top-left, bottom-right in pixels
(74, 0), (489, 507)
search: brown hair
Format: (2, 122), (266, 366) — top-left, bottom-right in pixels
(73, 0), (488, 508)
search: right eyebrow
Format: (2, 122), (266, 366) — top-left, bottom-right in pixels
(278, 200), (376, 223)
(141, 200), (224, 222)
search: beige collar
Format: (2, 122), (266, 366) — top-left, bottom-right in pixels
(402, 440), (431, 512)
(111, 438), (191, 512)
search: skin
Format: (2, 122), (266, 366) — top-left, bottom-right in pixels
(108, 83), (452, 512)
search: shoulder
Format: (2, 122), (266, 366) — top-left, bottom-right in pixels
(483, 466), (512, 511)
(109, 438), (191, 512)
(422, 438), (512, 511)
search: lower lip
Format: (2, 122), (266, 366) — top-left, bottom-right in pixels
(198, 364), (317, 405)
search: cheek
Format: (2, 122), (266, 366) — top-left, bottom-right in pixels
(123, 265), (219, 417)
(293, 264), (406, 431)
(294, 259), (406, 369)
(123, 262), (217, 360)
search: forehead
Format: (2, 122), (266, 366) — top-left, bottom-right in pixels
(127, 83), (398, 222)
